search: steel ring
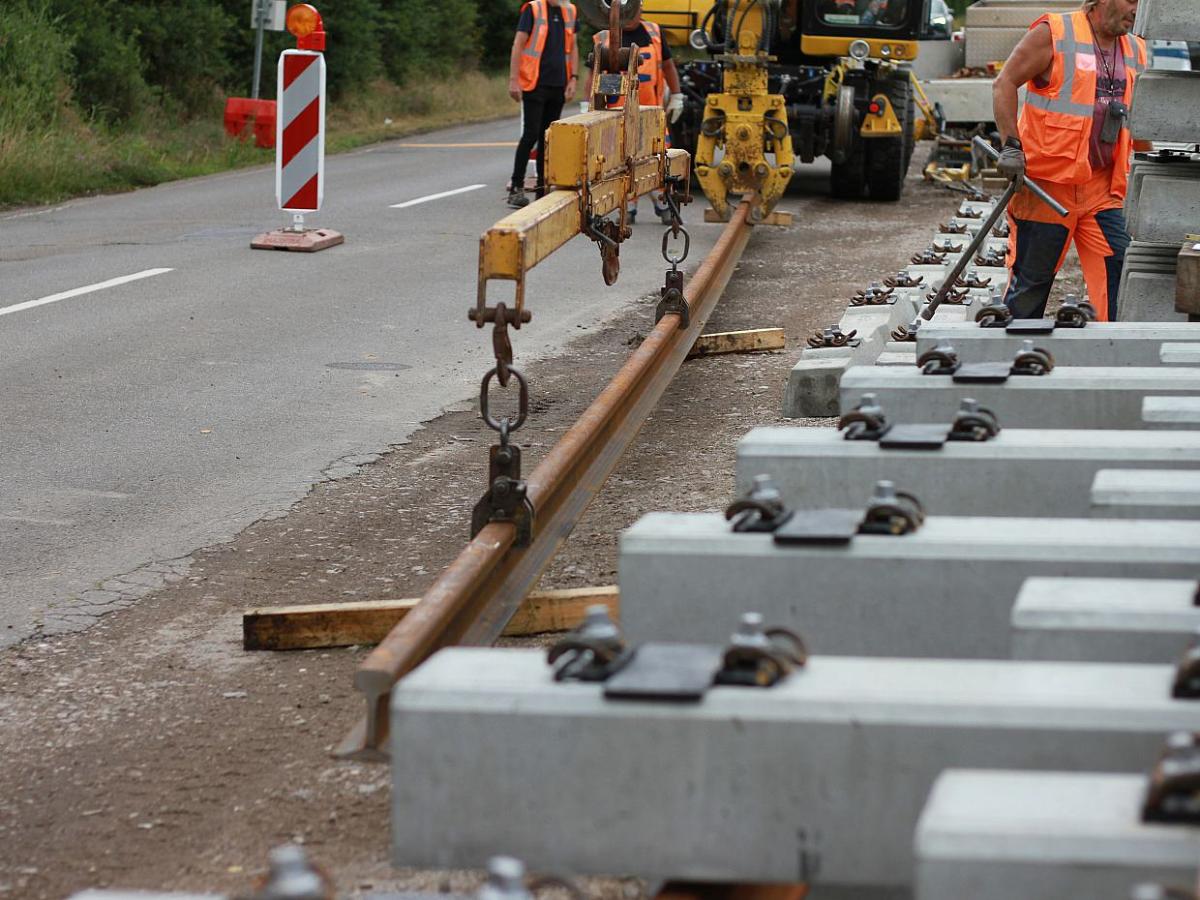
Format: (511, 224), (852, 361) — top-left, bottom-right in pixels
(480, 366), (529, 433)
(662, 227), (690, 265)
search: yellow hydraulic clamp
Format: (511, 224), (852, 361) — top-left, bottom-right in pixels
(694, 0), (793, 222)
(475, 2), (691, 333)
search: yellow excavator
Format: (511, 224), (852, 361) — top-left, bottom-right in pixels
(586, 0), (939, 218)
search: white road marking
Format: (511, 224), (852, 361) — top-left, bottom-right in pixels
(390, 184), (487, 209)
(0, 268), (174, 319)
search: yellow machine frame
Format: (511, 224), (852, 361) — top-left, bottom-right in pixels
(694, 1), (794, 221)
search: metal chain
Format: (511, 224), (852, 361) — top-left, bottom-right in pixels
(660, 175), (691, 273)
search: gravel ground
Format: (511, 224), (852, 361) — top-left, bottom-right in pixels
(0, 158), (1085, 899)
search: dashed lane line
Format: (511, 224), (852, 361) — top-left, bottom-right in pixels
(390, 184), (487, 209)
(0, 268), (174, 319)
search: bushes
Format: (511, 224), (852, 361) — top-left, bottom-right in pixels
(0, 0), (75, 130)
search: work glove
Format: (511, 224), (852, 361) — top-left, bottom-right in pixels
(579, 101), (590, 115)
(996, 140), (1026, 188)
(666, 92), (684, 124)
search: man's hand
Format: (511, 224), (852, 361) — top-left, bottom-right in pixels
(996, 139), (1026, 188)
(564, 77), (577, 102)
(508, 78), (521, 102)
(666, 93), (684, 123)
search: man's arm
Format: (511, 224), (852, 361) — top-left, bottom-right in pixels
(509, 32), (527, 102)
(663, 58), (681, 96)
(564, 39), (580, 101)
(992, 22), (1053, 142)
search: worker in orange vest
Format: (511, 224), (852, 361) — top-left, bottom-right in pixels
(507, 0), (579, 209)
(582, 11), (683, 223)
(992, 0), (1146, 321)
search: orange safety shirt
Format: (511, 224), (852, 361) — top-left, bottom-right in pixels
(593, 20), (665, 108)
(1017, 10), (1146, 198)
(518, 0), (578, 92)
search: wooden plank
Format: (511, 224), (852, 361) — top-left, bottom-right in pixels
(243, 585), (620, 651)
(688, 327), (785, 359)
(655, 882), (808, 900)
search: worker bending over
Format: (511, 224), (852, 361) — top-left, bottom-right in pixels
(992, 0), (1146, 321)
(508, 0), (579, 209)
(583, 10), (684, 223)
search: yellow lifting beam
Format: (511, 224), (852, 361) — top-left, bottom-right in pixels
(694, 0), (793, 223)
(475, 50), (691, 323)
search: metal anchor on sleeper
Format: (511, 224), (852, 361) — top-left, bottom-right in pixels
(890, 318), (922, 342)
(727, 478), (924, 543)
(976, 294), (1096, 330)
(548, 604), (633, 682)
(925, 286), (971, 307)
(918, 340), (1053, 382)
(910, 248), (948, 266)
(806, 324), (860, 349)
(839, 394), (999, 448)
(1142, 731), (1200, 825)
(850, 283), (896, 307)
(713, 612), (808, 688)
(884, 272), (924, 289)
(726, 474), (793, 533)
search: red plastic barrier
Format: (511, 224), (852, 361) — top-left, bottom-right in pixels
(223, 98), (278, 149)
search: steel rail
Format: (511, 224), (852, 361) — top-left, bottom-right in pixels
(336, 201), (755, 760)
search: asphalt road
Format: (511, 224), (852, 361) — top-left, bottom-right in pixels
(0, 116), (726, 648)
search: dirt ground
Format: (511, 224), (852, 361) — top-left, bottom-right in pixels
(0, 160), (1084, 899)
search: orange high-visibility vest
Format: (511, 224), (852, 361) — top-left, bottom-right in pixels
(517, 0), (577, 92)
(593, 21), (664, 108)
(1017, 10), (1146, 197)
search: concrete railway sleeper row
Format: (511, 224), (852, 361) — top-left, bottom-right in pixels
(375, 183), (1200, 898)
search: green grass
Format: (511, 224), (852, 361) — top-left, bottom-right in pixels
(0, 72), (514, 209)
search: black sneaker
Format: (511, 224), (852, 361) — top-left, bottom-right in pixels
(507, 188), (530, 209)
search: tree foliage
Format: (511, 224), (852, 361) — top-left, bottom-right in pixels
(1, 0), (534, 126)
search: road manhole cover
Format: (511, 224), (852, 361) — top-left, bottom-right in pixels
(326, 362), (411, 371)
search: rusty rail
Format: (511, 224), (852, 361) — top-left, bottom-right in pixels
(336, 201), (755, 760)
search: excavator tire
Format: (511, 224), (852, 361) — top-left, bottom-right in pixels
(865, 73), (913, 202)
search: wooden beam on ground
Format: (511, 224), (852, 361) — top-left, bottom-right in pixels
(688, 327), (785, 359)
(655, 882), (808, 900)
(242, 585), (620, 651)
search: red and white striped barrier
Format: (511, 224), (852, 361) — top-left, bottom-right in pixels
(251, 4), (342, 252)
(276, 49), (325, 212)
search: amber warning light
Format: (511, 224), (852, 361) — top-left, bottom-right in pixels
(286, 3), (325, 51)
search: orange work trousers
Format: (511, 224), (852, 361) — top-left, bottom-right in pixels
(1003, 166), (1130, 322)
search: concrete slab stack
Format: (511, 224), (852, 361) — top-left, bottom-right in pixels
(1120, 241), (1187, 322)
(1011, 576), (1199, 663)
(1121, 54), (1200, 319)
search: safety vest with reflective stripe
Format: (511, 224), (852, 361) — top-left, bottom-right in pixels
(593, 21), (664, 108)
(1017, 10), (1146, 196)
(518, 0), (577, 92)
